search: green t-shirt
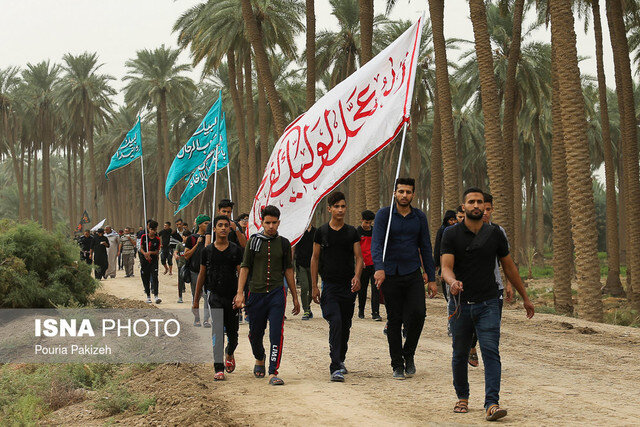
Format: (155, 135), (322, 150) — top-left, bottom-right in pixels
(241, 236), (292, 293)
(175, 242), (186, 268)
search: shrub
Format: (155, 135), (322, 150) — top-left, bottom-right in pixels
(0, 220), (98, 308)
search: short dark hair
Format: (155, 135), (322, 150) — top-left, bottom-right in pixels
(182, 229), (192, 237)
(463, 187), (485, 202)
(361, 210), (375, 221)
(218, 199), (234, 210)
(483, 193), (493, 205)
(148, 220), (159, 230)
(176, 218), (183, 223)
(261, 205), (280, 219)
(213, 215), (231, 227)
(118, 229), (124, 233)
(164, 221), (170, 226)
(97, 228), (104, 234)
(327, 191), (346, 207)
(456, 205), (464, 213)
(395, 177), (415, 191)
(238, 213), (249, 221)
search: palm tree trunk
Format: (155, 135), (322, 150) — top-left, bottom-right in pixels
(592, 0), (623, 297)
(606, 0), (640, 307)
(257, 78), (270, 173)
(534, 124), (545, 265)
(26, 143), (32, 220)
(240, 0), (286, 137)
(409, 109), (421, 183)
(33, 142), (39, 223)
(551, 47), (574, 315)
(244, 54), (258, 208)
(156, 107), (165, 220)
(429, 94), (443, 249)
(513, 96), (524, 264)
(550, 0), (603, 321)
(468, 0), (510, 240)
(306, 0), (316, 110)
(160, 90), (171, 221)
(85, 103), (98, 220)
(67, 141), (73, 234)
(227, 48), (249, 213)
(428, 0), (460, 210)
(79, 138), (85, 221)
(502, 0), (525, 241)
(524, 167), (533, 251)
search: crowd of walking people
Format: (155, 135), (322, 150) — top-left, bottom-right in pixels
(76, 181), (535, 422)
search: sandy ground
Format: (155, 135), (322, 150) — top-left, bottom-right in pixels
(58, 260), (640, 426)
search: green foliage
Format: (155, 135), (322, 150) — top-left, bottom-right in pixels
(604, 309), (640, 327)
(0, 219), (97, 308)
(93, 383), (155, 416)
(519, 265), (554, 279)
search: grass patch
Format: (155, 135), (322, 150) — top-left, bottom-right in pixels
(536, 305), (557, 315)
(604, 308), (640, 327)
(93, 383), (155, 416)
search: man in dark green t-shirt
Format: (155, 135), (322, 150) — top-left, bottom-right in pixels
(235, 205), (300, 386)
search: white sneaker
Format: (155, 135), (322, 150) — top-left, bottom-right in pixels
(145, 296), (152, 303)
(154, 296), (162, 304)
(177, 297), (183, 303)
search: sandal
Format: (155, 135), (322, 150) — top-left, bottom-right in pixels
(225, 354), (236, 373)
(253, 360), (266, 378)
(486, 404), (507, 421)
(214, 371), (225, 381)
(268, 376), (284, 386)
(453, 399), (469, 413)
(468, 351), (479, 367)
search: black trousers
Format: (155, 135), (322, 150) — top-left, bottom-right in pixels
(94, 260), (107, 279)
(81, 251), (92, 265)
(141, 260), (159, 296)
(208, 292), (239, 373)
(381, 269), (426, 370)
(160, 247), (174, 266)
(357, 265), (380, 316)
(321, 282), (356, 373)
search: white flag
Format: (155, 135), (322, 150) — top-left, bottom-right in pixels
(248, 16), (424, 244)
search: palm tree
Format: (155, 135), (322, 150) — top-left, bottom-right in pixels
(306, 0), (316, 110)
(240, 0), (287, 137)
(123, 45), (195, 220)
(58, 52), (115, 221)
(0, 67), (26, 220)
(428, 0), (460, 219)
(550, 56), (573, 315)
(549, 0), (602, 321)
(21, 61), (60, 230)
(585, 0), (624, 297)
(606, 0), (640, 307)
(468, 0), (512, 242)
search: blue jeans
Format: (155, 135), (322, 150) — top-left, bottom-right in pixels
(449, 297), (501, 409)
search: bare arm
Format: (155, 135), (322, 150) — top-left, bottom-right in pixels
(351, 242), (363, 292)
(500, 254), (534, 318)
(285, 267), (300, 315)
(310, 242), (321, 303)
(441, 254), (462, 295)
(192, 265), (207, 308)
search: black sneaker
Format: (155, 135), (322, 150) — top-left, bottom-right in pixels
(358, 313), (365, 319)
(339, 362), (348, 375)
(405, 358), (416, 378)
(372, 314), (382, 321)
(393, 368), (405, 380)
(331, 370), (345, 382)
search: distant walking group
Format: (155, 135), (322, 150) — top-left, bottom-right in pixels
(77, 179), (535, 422)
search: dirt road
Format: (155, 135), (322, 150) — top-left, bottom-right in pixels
(95, 265), (640, 426)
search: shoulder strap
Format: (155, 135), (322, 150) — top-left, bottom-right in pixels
(466, 223), (494, 252)
(319, 223), (330, 248)
(280, 236), (291, 273)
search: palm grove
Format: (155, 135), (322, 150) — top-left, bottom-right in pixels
(0, 0), (639, 321)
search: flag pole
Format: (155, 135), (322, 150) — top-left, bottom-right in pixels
(212, 145), (220, 218)
(226, 165), (234, 221)
(139, 118), (149, 253)
(382, 121), (409, 262)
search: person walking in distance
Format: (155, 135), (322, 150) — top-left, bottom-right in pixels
(185, 215), (211, 326)
(104, 226), (119, 279)
(311, 191), (363, 382)
(158, 222), (174, 275)
(117, 229), (125, 270)
(235, 205), (301, 386)
(119, 227), (137, 278)
(139, 220), (162, 304)
(357, 210), (381, 321)
(79, 229), (93, 265)
(174, 229), (190, 303)
(293, 224), (316, 320)
(371, 178), (437, 380)
(440, 188), (534, 421)
(193, 215), (243, 381)
(205, 199), (247, 248)
(91, 228), (109, 280)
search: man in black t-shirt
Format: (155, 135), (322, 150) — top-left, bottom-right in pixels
(294, 224), (316, 320)
(311, 191), (363, 382)
(441, 188), (534, 421)
(139, 220), (162, 304)
(205, 199), (247, 248)
(91, 229), (109, 280)
(193, 215), (243, 381)
(158, 222), (174, 276)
